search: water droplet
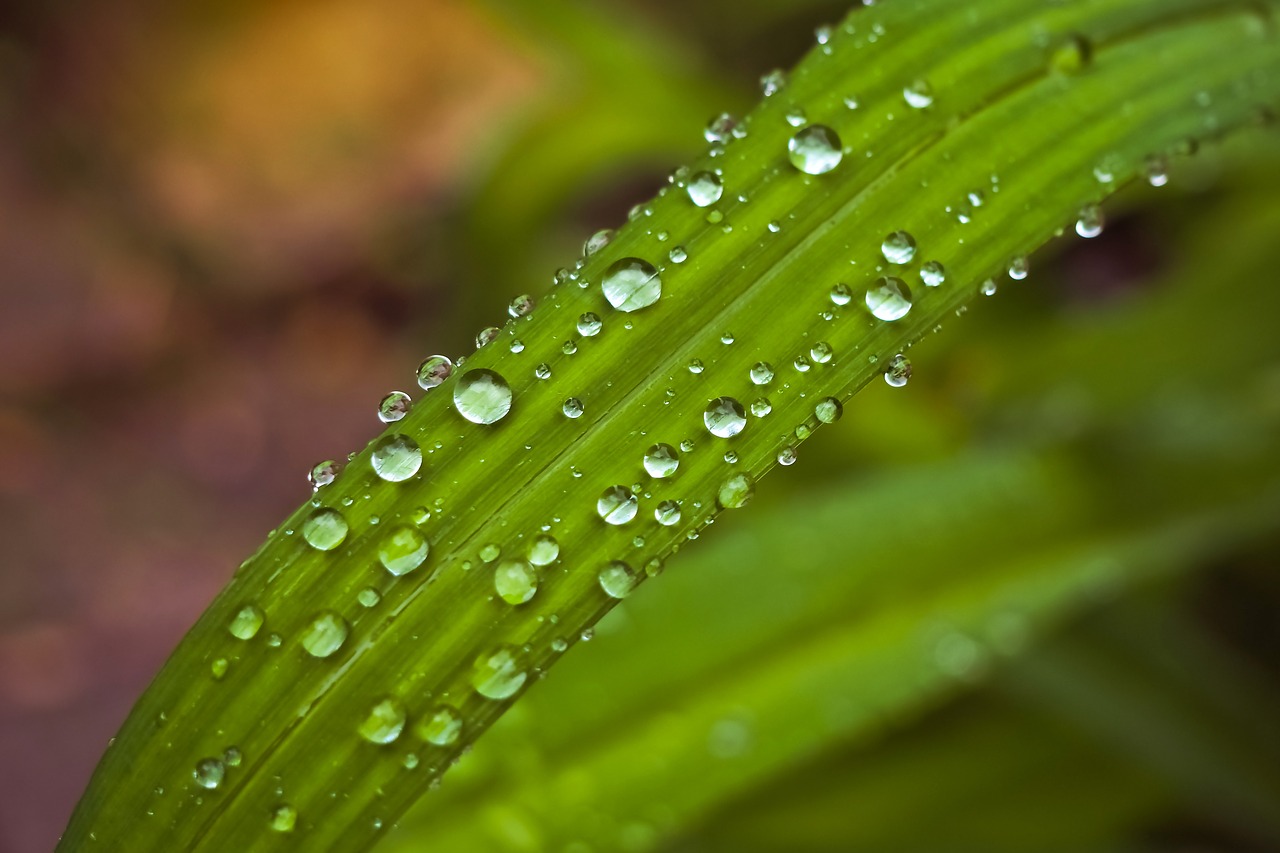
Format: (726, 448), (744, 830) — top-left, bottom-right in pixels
(371, 434), (423, 482)
(1076, 205), (1105, 237)
(760, 69), (787, 97)
(704, 397), (747, 438)
(669, 246), (688, 264)
(810, 342), (834, 364)
(357, 587), (381, 608)
(510, 340), (526, 354)
(417, 705), (463, 746)
(642, 443), (680, 479)
(785, 107), (808, 127)
(269, 804), (297, 833)
(377, 391), (412, 424)
(655, 501), (682, 526)
(471, 646), (527, 700)
(559, 340), (575, 355)
(705, 113), (738, 144)
(416, 355), (454, 390)
(358, 697), (407, 745)
(597, 486), (639, 525)
(688, 359), (705, 375)
(1007, 255), (1029, 280)
(194, 758), (225, 789)
(454, 369), (513, 425)
(475, 327), (500, 349)
(527, 534), (560, 566)
(309, 460), (339, 490)
(598, 561), (638, 599)
(686, 171), (724, 207)
(777, 447), (797, 466)
(903, 79), (934, 109)
(717, 474), (755, 509)
(378, 525), (429, 576)
(793, 355), (812, 373)
(222, 746), (242, 767)
(830, 283), (853, 306)
(815, 24), (833, 45)
(751, 398), (772, 418)
(562, 398), (585, 419)
(300, 611), (349, 658)
(495, 560), (537, 605)
(535, 363), (552, 380)
(980, 278), (998, 296)
(577, 312), (602, 337)
(211, 658), (229, 679)
(479, 543), (500, 563)
(788, 125), (843, 175)
(920, 261), (946, 287)
(1050, 34), (1092, 75)
(229, 605), (265, 640)
(885, 354), (913, 387)
(303, 508), (348, 551)
(1145, 155), (1169, 187)
(866, 277), (913, 321)
(508, 294), (535, 318)
(744, 363), (773, 386)
(815, 398), (843, 424)
(602, 258), (662, 312)
(583, 229), (614, 257)
(881, 231), (917, 265)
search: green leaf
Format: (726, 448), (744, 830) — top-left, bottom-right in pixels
(59, 1), (1280, 850)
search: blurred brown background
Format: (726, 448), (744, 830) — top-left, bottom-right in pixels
(0, 1), (851, 849)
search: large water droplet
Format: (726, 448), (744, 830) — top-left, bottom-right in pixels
(717, 474), (755, 510)
(597, 486), (639, 525)
(378, 525), (429, 577)
(598, 561), (638, 599)
(301, 611), (349, 658)
(417, 705), (463, 746)
(371, 435), (423, 482)
(643, 444), (680, 478)
(495, 560), (538, 605)
(472, 646), (526, 700)
(229, 605), (265, 640)
(686, 171), (724, 207)
(194, 758), (225, 789)
(454, 369), (513, 425)
(358, 697), (407, 745)
(788, 125), (844, 175)
(602, 258), (662, 313)
(704, 397), (747, 438)
(881, 231), (917, 264)
(866, 277), (913, 321)
(303, 507), (349, 551)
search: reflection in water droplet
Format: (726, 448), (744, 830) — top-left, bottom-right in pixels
(788, 125), (844, 175)
(508, 294), (535, 318)
(454, 369), (513, 425)
(760, 69), (788, 97)
(562, 398), (585, 419)
(416, 355), (454, 390)
(300, 611), (350, 658)
(583, 229), (614, 257)
(577, 313), (602, 337)
(377, 391), (413, 423)
(885, 354), (913, 388)
(866, 277), (913, 321)
(378, 525), (429, 576)
(602, 258), (662, 313)
(309, 460), (339, 491)
(303, 508), (349, 551)
(371, 434), (423, 482)
(472, 646), (527, 700)
(750, 362), (775, 386)
(358, 697), (407, 745)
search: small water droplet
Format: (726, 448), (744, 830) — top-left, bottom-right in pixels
(815, 398), (843, 424)
(597, 486), (639, 525)
(785, 107), (808, 127)
(1076, 205), (1105, 238)
(475, 327), (501, 349)
(454, 369), (513, 425)
(211, 658), (229, 679)
(358, 697), (407, 745)
(371, 434), (423, 482)
(1007, 255), (1029, 280)
(535, 363), (552, 380)
(866, 277), (913, 321)
(300, 611), (349, 658)
(479, 543), (501, 563)
(830, 283), (853, 306)
(416, 355), (454, 390)
(269, 804), (297, 833)
(788, 125), (844, 175)
(980, 278), (998, 296)
(717, 474), (755, 509)
(562, 397), (585, 419)
(810, 342), (834, 364)
(777, 447), (798, 466)
(686, 171), (724, 207)
(920, 261), (946, 287)
(527, 534), (560, 566)
(1145, 155), (1169, 187)
(583, 229), (614, 257)
(194, 758), (225, 790)
(881, 231), (917, 265)
(229, 605), (265, 641)
(602, 258), (662, 312)
(760, 69), (788, 97)
(704, 397), (747, 438)
(494, 560), (537, 605)
(885, 354), (913, 387)
(309, 460), (339, 490)
(903, 79), (934, 109)
(687, 359), (705, 375)
(577, 312), (603, 337)
(472, 646), (527, 700)
(655, 500), (682, 526)
(669, 246), (688, 264)
(750, 362), (775, 385)
(378, 525), (429, 576)
(751, 398), (772, 418)
(303, 508), (349, 551)
(357, 587), (381, 608)
(508, 294), (535, 318)
(705, 113), (738, 144)
(377, 391), (413, 423)
(644, 444), (680, 478)
(598, 561), (638, 599)
(417, 705), (463, 746)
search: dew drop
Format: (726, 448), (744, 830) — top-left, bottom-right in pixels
(371, 434), (422, 482)
(669, 246), (688, 264)
(788, 125), (844, 175)
(750, 362), (775, 385)
(881, 231), (917, 265)
(760, 69), (788, 97)
(300, 611), (349, 658)
(269, 804), (297, 833)
(717, 474), (755, 510)
(378, 391), (412, 423)
(686, 171), (724, 207)
(577, 312), (603, 337)
(602, 258), (662, 312)
(303, 508), (349, 552)
(903, 79), (934, 109)
(583, 229), (614, 257)
(416, 355), (454, 390)
(785, 107), (808, 127)
(705, 113), (737, 144)
(378, 525), (429, 576)
(471, 646), (527, 700)
(454, 369), (513, 425)
(508, 294), (535, 318)
(980, 278), (999, 296)
(1050, 34), (1092, 75)
(494, 560), (538, 605)
(527, 534), (560, 566)
(357, 588), (381, 608)
(229, 605), (265, 641)
(358, 697), (407, 745)
(1076, 205), (1105, 238)
(777, 447), (798, 466)
(644, 443), (680, 478)
(704, 397), (747, 438)
(810, 342), (834, 364)
(751, 398), (772, 418)
(597, 486), (639, 525)
(309, 460), (339, 490)
(562, 398), (585, 419)
(475, 327), (500, 349)
(815, 398), (843, 424)
(417, 706), (463, 746)
(1007, 255), (1029, 280)
(920, 260), (947, 287)
(885, 354), (913, 387)
(866, 277), (913, 321)
(655, 500), (682, 526)
(1145, 155), (1169, 187)
(194, 758), (225, 790)
(598, 561), (638, 599)
(830, 283), (853, 306)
